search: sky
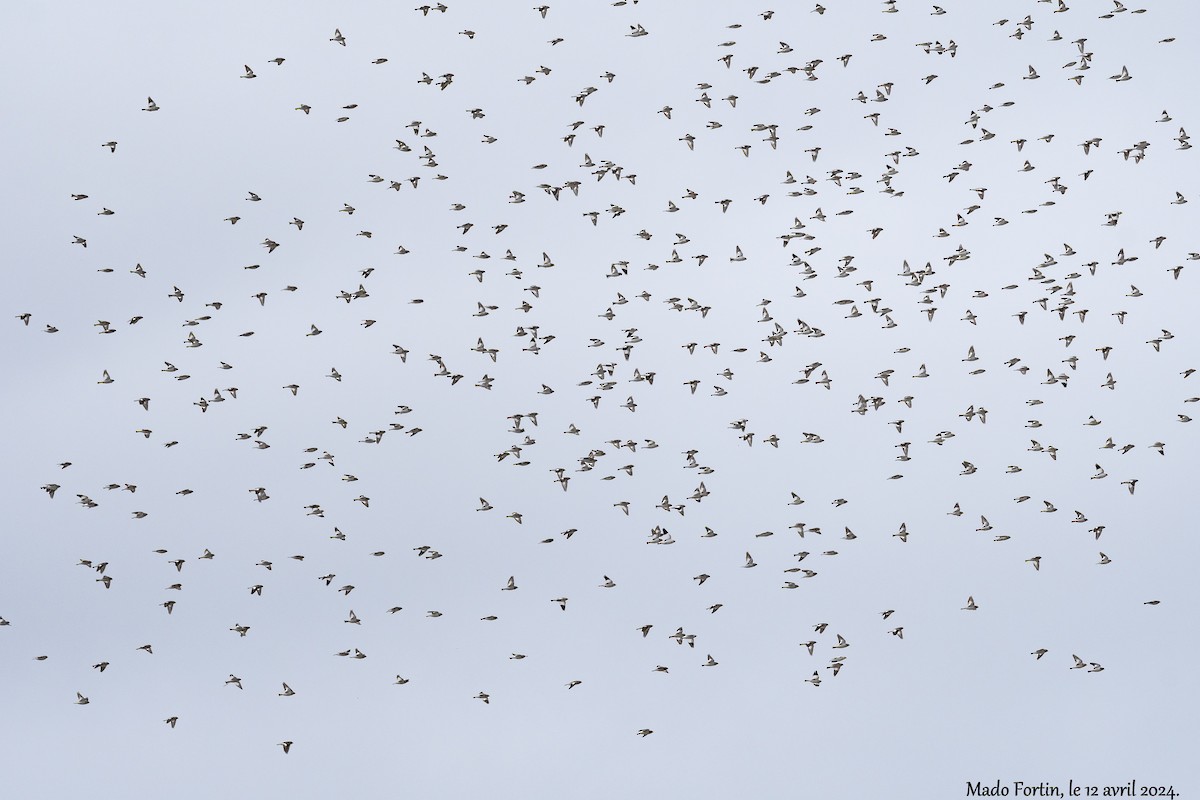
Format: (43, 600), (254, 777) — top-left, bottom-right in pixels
(1, 1), (1198, 798)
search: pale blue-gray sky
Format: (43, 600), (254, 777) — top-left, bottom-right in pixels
(2, 1), (1197, 797)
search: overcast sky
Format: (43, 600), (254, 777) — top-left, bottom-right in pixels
(2, 1), (1197, 797)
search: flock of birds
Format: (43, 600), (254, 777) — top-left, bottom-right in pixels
(9, 0), (1195, 758)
